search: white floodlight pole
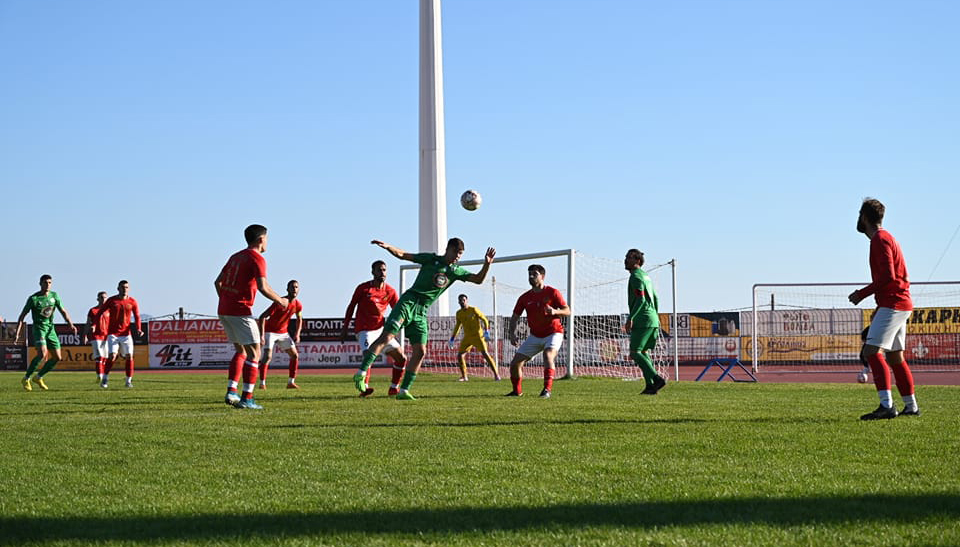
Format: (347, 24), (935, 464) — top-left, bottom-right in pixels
(420, 0), (449, 316)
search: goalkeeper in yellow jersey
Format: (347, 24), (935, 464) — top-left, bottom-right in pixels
(449, 294), (500, 381)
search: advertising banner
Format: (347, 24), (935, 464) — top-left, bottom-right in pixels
(1, 321), (26, 370)
(888, 307), (960, 335)
(741, 309), (861, 336)
(23, 323), (149, 371)
(672, 312), (740, 338)
(742, 334), (861, 362)
(906, 333), (960, 362)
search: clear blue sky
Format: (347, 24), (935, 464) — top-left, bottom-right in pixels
(2, 0), (958, 321)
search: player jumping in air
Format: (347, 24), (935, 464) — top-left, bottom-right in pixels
(352, 238), (495, 400)
(341, 260), (408, 396)
(258, 280), (303, 390)
(14, 274), (77, 391)
(83, 291), (110, 384)
(504, 264), (570, 398)
(848, 198), (919, 420)
(95, 280), (143, 388)
(449, 294), (500, 382)
(215, 224), (288, 410)
(624, 249), (667, 395)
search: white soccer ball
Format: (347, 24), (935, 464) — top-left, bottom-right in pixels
(857, 371), (869, 384)
(460, 189), (481, 211)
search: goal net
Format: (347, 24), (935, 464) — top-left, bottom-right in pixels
(748, 281), (960, 372)
(399, 250), (677, 380)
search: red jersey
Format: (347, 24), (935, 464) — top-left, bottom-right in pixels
(513, 286), (567, 338)
(858, 228), (912, 311)
(262, 299), (303, 334)
(100, 296), (141, 336)
(87, 305), (110, 341)
(345, 281), (399, 332)
(217, 249), (267, 316)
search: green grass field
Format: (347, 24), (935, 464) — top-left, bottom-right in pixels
(1, 371), (958, 546)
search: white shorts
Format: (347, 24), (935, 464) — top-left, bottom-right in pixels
(866, 307), (910, 351)
(91, 338), (108, 359)
(265, 331), (295, 352)
(357, 328), (401, 352)
(107, 334), (134, 357)
(516, 333), (565, 358)
(219, 315), (260, 346)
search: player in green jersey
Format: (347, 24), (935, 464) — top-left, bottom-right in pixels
(14, 274), (77, 391)
(353, 238), (496, 400)
(623, 249), (666, 395)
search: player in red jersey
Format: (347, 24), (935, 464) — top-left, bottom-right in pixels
(848, 198), (919, 420)
(82, 291), (110, 384)
(95, 281), (142, 389)
(340, 260), (407, 396)
(258, 280), (304, 390)
(215, 224), (288, 410)
(504, 264), (570, 398)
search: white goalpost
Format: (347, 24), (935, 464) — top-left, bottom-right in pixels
(749, 281), (960, 372)
(399, 250), (679, 381)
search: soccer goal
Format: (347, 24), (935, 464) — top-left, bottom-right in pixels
(399, 250), (678, 380)
(748, 281), (960, 372)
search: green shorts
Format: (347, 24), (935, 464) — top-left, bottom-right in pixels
(384, 294), (433, 345)
(33, 324), (60, 349)
(629, 326), (658, 354)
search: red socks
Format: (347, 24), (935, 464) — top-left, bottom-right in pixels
(125, 357), (134, 379)
(288, 356), (299, 379)
(890, 358), (915, 397)
(544, 368), (555, 391)
(104, 357), (115, 374)
(867, 352), (891, 391)
(511, 375), (522, 395)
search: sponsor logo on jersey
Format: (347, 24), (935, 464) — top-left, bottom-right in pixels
(433, 272), (449, 288)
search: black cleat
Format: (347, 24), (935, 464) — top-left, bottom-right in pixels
(539, 389), (551, 398)
(504, 391), (523, 397)
(860, 405), (898, 420)
(642, 376), (667, 395)
(899, 406), (921, 416)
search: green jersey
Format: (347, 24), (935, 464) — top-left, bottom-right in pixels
(22, 291), (62, 328)
(405, 253), (473, 305)
(627, 268), (659, 329)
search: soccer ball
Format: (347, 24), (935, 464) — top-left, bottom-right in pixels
(857, 370), (869, 384)
(460, 190), (481, 211)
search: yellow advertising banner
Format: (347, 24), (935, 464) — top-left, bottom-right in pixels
(866, 307), (960, 335)
(742, 335), (861, 362)
(26, 344), (151, 371)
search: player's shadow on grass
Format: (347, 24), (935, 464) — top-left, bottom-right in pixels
(2, 493), (958, 543)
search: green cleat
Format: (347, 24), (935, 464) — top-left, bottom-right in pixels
(22, 377), (32, 391)
(395, 391), (417, 401)
(352, 371), (367, 393)
(33, 377), (48, 391)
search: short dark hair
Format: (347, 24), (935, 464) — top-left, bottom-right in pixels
(458, 293), (468, 300)
(528, 264), (546, 276)
(39, 274), (52, 283)
(860, 198), (885, 225)
(627, 249), (645, 267)
(245, 224), (268, 245)
(97, 291), (108, 298)
(372, 260), (386, 270)
(287, 279), (298, 287)
(447, 238), (465, 251)
(118, 280), (129, 287)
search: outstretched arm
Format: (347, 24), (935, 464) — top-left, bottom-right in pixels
(466, 247), (497, 284)
(257, 278), (289, 309)
(371, 240), (415, 261)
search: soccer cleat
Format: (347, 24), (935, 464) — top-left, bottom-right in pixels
(352, 371), (367, 393)
(100, 380), (109, 389)
(860, 405), (898, 420)
(258, 382), (266, 390)
(539, 389), (551, 398)
(360, 387), (375, 398)
(900, 406), (921, 416)
(234, 398), (264, 410)
(388, 387), (399, 396)
(458, 377), (469, 382)
(649, 376), (667, 394)
(125, 379), (133, 389)
(286, 382), (300, 389)
(22, 377), (32, 391)
(395, 391), (416, 401)
(33, 377), (49, 391)
(224, 391), (240, 405)
(504, 391), (523, 397)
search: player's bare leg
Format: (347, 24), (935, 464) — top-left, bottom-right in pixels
(258, 345), (274, 389)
